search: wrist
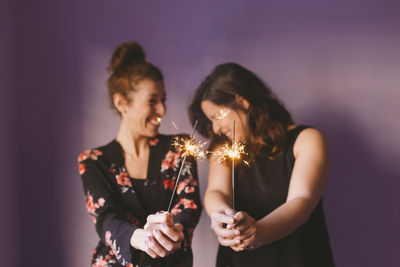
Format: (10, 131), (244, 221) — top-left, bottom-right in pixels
(253, 221), (263, 248)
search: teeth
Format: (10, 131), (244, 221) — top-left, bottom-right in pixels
(151, 117), (162, 126)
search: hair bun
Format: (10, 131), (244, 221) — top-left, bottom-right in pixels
(108, 42), (146, 73)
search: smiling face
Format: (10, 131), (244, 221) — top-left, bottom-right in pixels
(117, 79), (166, 138)
(200, 100), (248, 143)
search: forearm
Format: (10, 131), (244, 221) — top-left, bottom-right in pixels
(204, 189), (232, 217)
(256, 197), (313, 246)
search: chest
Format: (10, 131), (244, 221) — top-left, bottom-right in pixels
(235, 152), (293, 219)
(124, 152), (149, 179)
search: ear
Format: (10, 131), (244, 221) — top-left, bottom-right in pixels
(235, 95), (250, 110)
(113, 93), (129, 114)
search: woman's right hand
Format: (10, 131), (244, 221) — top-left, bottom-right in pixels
(130, 212), (184, 258)
(210, 208), (241, 247)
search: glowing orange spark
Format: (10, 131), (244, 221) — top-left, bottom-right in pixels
(208, 142), (248, 166)
(172, 136), (207, 160)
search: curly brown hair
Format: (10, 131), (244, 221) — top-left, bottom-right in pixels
(107, 42), (163, 113)
(188, 63), (293, 160)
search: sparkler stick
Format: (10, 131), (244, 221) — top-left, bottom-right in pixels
(167, 120), (199, 212)
(232, 120), (236, 211)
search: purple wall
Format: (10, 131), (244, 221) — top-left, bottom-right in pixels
(4, 1), (400, 266)
(1, 0), (16, 266)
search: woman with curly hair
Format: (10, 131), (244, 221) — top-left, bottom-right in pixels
(78, 42), (202, 267)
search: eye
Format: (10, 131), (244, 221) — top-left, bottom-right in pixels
(148, 98), (157, 104)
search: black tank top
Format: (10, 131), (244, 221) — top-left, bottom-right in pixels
(217, 126), (335, 267)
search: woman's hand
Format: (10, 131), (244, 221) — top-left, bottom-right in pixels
(210, 208), (241, 247)
(130, 212), (184, 258)
(229, 211), (259, 251)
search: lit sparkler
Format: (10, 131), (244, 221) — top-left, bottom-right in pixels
(167, 121), (204, 212)
(232, 121), (236, 210)
(207, 120), (248, 210)
(172, 136), (207, 160)
(210, 142), (248, 165)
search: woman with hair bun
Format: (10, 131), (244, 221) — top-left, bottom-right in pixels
(189, 63), (334, 266)
(78, 42), (201, 267)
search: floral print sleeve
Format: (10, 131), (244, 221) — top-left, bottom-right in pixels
(78, 150), (136, 266)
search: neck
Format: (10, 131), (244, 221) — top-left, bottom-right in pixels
(116, 121), (149, 158)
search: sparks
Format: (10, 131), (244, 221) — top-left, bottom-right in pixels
(172, 136), (207, 160)
(209, 142), (248, 165)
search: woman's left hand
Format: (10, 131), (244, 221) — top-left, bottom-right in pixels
(230, 211), (259, 252)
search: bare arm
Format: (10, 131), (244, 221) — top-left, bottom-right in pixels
(204, 152), (233, 216)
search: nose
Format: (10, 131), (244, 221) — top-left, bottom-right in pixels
(212, 121), (221, 135)
(157, 101), (166, 116)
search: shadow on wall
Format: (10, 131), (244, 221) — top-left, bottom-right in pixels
(299, 106), (399, 267)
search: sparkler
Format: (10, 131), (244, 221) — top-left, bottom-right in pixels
(207, 120), (248, 210)
(167, 121), (203, 212)
(171, 135), (207, 160)
(210, 140), (247, 164)
(232, 121), (236, 210)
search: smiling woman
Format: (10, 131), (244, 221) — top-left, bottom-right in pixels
(78, 42), (202, 267)
(189, 63), (334, 267)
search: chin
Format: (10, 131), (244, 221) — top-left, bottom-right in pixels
(147, 129), (159, 138)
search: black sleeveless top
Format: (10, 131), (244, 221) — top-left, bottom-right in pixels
(217, 126), (334, 267)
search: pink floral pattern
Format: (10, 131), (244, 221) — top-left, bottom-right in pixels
(171, 206), (182, 216)
(110, 165), (133, 193)
(163, 178), (175, 191)
(149, 138), (159, 146)
(161, 150), (181, 172)
(79, 163), (86, 175)
(104, 231), (127, 265)
(177, 176), (197, 195)
(172, 198), (198, 211)
(78, 149), (103, 163)
(115, 171), (132, 187)
(92, 249), (117, 267)
(86, 192), (105, 224)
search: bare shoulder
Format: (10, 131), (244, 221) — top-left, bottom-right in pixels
(293, 128), (328, 158)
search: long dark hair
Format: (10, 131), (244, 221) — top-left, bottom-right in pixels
(189, 63), (293, 159)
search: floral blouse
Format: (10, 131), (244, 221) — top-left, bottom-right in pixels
(78, 134), (202, 267)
